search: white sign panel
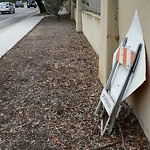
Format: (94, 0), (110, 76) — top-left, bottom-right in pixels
(100, 89), (115, 115)
(111, 11), (146, 101)
(100, 11), (146, 115)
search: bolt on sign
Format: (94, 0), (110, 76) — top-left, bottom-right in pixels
(95, 11), (146, 136)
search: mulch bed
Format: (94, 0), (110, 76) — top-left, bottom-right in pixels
(0, 15), (150, 149)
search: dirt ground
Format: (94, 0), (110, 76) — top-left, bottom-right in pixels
(0, 15), (150, 150)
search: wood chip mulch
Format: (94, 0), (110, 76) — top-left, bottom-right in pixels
(0, 15), (150, 150)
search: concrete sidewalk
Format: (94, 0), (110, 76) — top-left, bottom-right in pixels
(0, 15), (43, 58)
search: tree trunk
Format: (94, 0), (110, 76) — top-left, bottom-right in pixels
(35, 0), (46, 13)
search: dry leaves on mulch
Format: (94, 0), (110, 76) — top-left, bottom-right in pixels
(0, 15), (150, 150)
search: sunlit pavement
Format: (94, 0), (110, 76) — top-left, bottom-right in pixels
(0, 15), (43, 58)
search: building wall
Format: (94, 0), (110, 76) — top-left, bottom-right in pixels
(81, 0), (118, 85)
(72, 0), (150, 141)
(118, 0), (150, 140)
(81, 9), (108, 85)
(99, 0), (119, 85)
(82, 11), (101, 56)
(74, 7), (76, 21)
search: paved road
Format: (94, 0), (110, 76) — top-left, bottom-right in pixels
(0, 7), (39, 29)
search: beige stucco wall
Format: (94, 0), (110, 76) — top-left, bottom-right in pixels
(118, 0), (150, 140)
(74, 7), (76, 22)
(81, 0), (119, 85)
(98, 0), (119, 85)
(82, 11), (101, 56)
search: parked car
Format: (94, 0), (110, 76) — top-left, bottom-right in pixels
(15, 1), (24, 8)
(0, 2), (15, 14)
(27, 0), (36, 8)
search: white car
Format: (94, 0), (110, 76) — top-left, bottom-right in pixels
(0, 2), (15, 14)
